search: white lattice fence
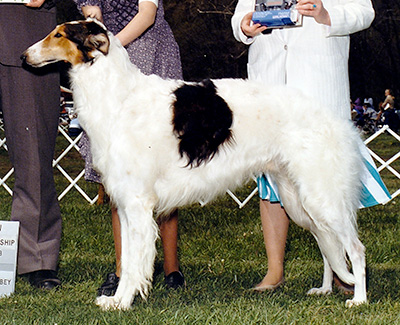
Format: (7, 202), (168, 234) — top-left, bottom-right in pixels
(1, 117), (399, 206)
(0, 122), (13, 196)
(364, 125), (400, 200)
(0, 112), (98, 205)
(54, 127), (98, 204)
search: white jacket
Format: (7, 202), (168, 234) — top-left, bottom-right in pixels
(232, 0), (375, 120)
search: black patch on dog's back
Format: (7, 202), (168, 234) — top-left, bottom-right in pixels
(172, 79), (233, 167)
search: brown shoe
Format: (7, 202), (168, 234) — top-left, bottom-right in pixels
(251, 278), (284, 292)
(334, 274), (354, 295)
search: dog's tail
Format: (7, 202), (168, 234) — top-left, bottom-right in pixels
(312, 227), (355, 285)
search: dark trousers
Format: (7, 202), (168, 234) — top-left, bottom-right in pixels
(0, 61), (62, 275)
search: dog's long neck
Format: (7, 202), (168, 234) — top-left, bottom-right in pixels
(69, 34), (149, 167)
(72, 34), (141, 95)
(70, 34), (144, 129)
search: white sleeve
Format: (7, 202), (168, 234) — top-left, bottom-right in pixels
(327, 0), (375, 36)
(138, 0), (158, 8)
(231, 0), (256, 45)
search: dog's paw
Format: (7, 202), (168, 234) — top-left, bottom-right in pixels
(95, 295), (130, 311)
(307, 287), (332, 296)
(345, 298), (367, 308)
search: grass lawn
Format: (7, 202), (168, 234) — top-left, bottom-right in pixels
(0, 131), (399, 324)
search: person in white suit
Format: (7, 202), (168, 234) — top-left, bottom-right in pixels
(232, 0), (391, 291)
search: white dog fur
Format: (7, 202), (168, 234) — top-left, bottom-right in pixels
(22, 19), (367, 310)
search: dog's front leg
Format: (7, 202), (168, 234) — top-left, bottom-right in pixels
(96, 199), (158, 310)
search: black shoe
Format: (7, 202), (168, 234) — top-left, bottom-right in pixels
(27, 270), (61, 290)
(164, 271), (185, 289)
(97, 272), (119, 297)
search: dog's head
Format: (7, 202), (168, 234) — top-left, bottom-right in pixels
(22, 19), (110, 67)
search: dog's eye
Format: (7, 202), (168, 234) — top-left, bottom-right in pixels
(54, 33), (63, 38)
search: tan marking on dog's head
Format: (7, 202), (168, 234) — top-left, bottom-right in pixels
(22, 20), (110, 67)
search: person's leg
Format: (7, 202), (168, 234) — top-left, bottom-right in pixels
(112, 206), (122, 277)
(1, 63), (61, 275)
(159, 210), (179, 276)
(112, 208), (180, 277)
(97, 206), (121, 296)
(159, 210), (184, 288)
(1, 60), (61, 290)
(98, 208), (183, 296)
(254, 199), (289, 290)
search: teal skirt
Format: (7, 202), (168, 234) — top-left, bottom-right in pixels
(257, 141), (391, 208)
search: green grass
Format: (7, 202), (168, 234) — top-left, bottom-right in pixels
(0, 132), (399, 324)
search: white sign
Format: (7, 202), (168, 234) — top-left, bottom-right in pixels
(0, 221), (19, 298)
(0, 0), (30, 3)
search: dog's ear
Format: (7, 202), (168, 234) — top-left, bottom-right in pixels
(84, 33), (110, 56)
(64, 21), (110, 56)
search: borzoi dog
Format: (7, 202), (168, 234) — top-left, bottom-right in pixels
(22, 19), (367, 310)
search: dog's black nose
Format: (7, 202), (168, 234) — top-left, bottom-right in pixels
(20, 53), (27, 62)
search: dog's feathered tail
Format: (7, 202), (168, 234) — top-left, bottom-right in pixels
(312, 228), (356, 285)
(280, 121), (364, 287)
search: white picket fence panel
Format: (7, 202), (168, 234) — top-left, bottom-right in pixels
(1, 116), (399, 207)
(364, 125), (400, 200)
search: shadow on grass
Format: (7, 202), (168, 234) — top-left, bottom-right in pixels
(368, 265), (400, 302)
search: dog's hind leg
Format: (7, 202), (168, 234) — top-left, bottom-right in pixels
(307, 253), (334, 295)
(340, 236), (367, 307)
(278, 192), (336, 296)
(275, 175), (357, 301)
(306, 229), (354, 295)
(96, 198), (158, 310)
(311, 219), (366, 307)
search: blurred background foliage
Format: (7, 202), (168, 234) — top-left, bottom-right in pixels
(56, 0), (400, 105)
